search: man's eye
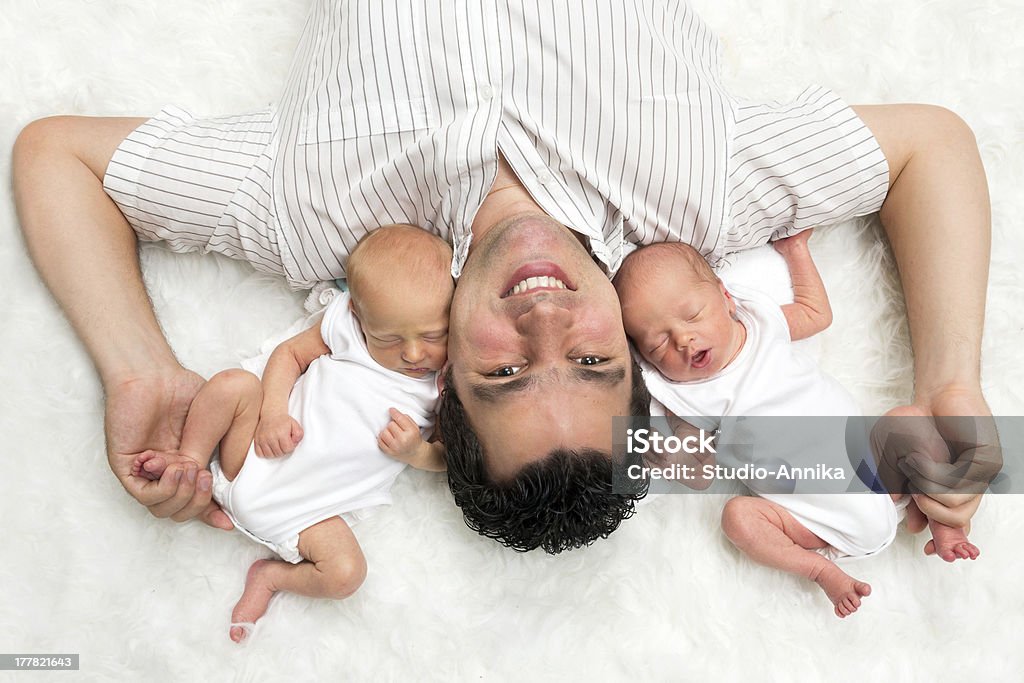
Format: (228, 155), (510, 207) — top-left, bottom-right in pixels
(574, 355), (607, 366)
(488, 365), (523, 377)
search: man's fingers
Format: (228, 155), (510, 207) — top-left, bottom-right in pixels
(899, 442), (1002, 495)
(198, 501), (234, 530)
(912, 491), (982, 529)
(120, 469), (173, 507)
(147, 464), (198, 519)
(170, 470), (215, 522)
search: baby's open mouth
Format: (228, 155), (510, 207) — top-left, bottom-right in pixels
(691, 349), (711, 368)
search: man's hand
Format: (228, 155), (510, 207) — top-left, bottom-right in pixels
(870, 388), (1001, 528)
(105, 370), (233, 529)
(254, 414), (304, 458)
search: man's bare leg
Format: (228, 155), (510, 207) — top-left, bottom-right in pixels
(721, 496), (871, 618)
(853, 104), (999, 527)
(229, 516), (367, 643)
(12, 116), (225, 527)
(134, 369), (263, 481)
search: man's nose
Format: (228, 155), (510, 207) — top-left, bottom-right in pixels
(514, 299), (573, 337)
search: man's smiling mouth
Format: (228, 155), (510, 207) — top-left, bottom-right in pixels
(503, 275), (569, 297)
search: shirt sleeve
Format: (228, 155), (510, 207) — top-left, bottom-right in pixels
(319, 291), (357, 358)
(729, 284), (790, 342)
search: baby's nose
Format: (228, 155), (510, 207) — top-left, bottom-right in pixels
(672, 329), (695, 350)
(402, 342), (425, 363)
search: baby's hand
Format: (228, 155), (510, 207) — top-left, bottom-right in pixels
(378, 408), (425, 463)
(772, 228), (813, 255)
(254, 414), (304, 458)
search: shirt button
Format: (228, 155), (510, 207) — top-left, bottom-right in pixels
(537, 171), (554, 184)
(479, 84), (495, 100)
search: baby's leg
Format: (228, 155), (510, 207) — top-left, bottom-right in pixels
(721, 496), (871, 618)
(229, 516), (366, 643)
(132, 369), (262, 480)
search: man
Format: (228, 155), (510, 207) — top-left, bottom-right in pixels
(12, 0), (997, 552)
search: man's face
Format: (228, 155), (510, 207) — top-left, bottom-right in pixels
(447, 213), (633, 479)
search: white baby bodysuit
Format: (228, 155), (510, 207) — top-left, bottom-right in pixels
(642, 284), (898, 558)
(211, 292), (438, 563)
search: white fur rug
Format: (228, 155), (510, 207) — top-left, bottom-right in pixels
(2, 1), (1021, 680)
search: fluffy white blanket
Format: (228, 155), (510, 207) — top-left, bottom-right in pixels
(2, 0), (1021, 679)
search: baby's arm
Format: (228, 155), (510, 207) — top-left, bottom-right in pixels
(378, 408), (446, 472)
(253, 324), (330, 458)
(666, 414), (717, 490)
(773, 229), (833, 341)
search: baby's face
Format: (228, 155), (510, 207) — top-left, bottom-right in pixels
(619, 266), (744, 383)
(353, 282), (449, 379)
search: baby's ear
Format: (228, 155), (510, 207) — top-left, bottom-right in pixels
(436, 361), (450, 393)
(719, 282), (737, 317)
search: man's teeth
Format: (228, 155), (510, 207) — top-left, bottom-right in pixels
(507, 276), (568, 296)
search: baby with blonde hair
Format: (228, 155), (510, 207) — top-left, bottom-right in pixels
(133, 224), (454, 641)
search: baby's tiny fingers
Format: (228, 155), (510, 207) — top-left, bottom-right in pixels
(388, 408), (417, 430)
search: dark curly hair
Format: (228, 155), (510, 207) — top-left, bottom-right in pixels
(438, 358), (651, 554)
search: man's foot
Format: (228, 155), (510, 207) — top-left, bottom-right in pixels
(814, 563), (872, 618)
(926, 519), (980, 562)
(230, 560), (277, 643)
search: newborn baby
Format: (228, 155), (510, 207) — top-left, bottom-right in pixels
(132, 225), (452, 640)
(614, 231), (978, 618)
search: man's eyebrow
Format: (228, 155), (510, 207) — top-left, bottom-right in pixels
(571, 364), (626, 387)
(468, 364), (627, 403)
(469, 374), (539, 403)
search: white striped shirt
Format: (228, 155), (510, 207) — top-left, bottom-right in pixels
(106, 0), (889, 288)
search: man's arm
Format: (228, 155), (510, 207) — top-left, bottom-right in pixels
(852, 104), (997, 527)
(772, 229), (832, 341)
(253, 324), (329, 458)
(13, 116), (229, 527)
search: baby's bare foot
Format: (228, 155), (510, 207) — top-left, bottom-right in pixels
(130, 450), (201, 481)
(230, 559), (277, 643)
(926, 519), (980, 562)
(814, 563), (871, 618)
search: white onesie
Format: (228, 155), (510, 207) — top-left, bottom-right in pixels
(642, 284), (898, 558)
(211, 292), (439, 563)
